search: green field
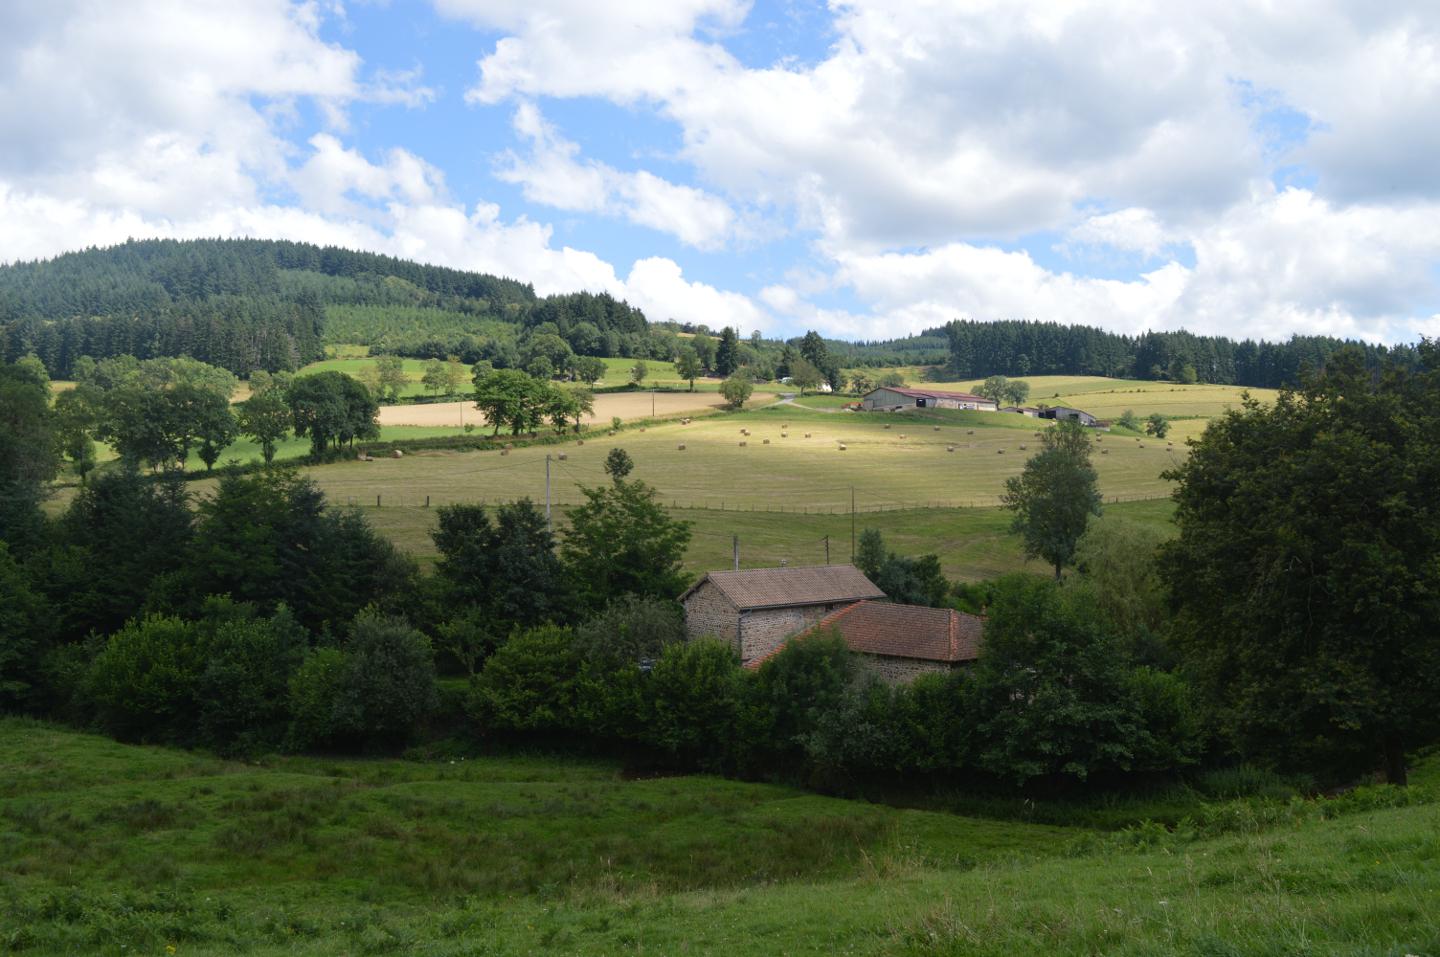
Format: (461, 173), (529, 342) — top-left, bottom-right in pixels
(297, 354), (470, 400)
(4, 721), (1437, 956)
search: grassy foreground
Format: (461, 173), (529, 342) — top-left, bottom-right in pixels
(3, 721), (1437, 955)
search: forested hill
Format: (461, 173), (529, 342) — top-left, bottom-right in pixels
(940, 319), (1423, 390)
(0, 238), (652, 377)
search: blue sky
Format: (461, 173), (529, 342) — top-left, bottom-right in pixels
(2, 1), (1438, 345)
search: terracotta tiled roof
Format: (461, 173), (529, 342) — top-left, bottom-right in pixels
(872, 387), (993, 403)
(818, 600), (984, 663)
(680, 564), (884, 611)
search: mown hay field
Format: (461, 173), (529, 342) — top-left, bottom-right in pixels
(376, 388), (775, 428)
(867, 371), (1279, 420)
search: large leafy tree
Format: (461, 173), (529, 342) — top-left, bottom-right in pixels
(286, 371), (378, 454)
(1001, 419), (1102, 579)
(674, 347), (702, 391)
(1160, 346), (1440, 784)
(562, 475), (692, 611)
(236, 391), (291, 463)
(472, 368), (549, 435)
(0, 360), (58, 546)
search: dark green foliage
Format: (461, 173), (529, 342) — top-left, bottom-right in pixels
(0, 360), (57, 548)
(470, 625), (581, 734)
(194, 601), (309, 755)
(85, 615), (204, 743)
(45, 470), (193, 639)
(719, 372), (753, 408)
(1160, 346), (1440, 784)
(742, 629), (856, 772)
(472, 368), (551, 435)
(52, 389), (97, 481)
(943, 317), (1419, 388)
(645, 639), (744, 770)
(1144, 412), (1169, 438)
(714, 327), (740, 376)
(285, 370), (379, 454)
(603, 447), (633, 480)
(562, 478), (692, 611)
(1002, 420), (1102, 579)
(187, 468), (414, 632)
(431, 501), (568, 627)
(0, 542), (49, 708)
(853, 528), (950, 607)
(571, 595), (687, 666)
(674, 347), (702, 390)
(235, 391), (291, 463)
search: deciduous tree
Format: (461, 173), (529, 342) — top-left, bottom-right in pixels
(1001, 419), (1102, 579)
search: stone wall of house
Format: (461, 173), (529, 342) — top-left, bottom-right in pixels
(856, 654), (961, 684)
(683, 581), (740, 652)
(739, 602), (849, 664)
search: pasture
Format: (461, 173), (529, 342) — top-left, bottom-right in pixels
(4, 721), (1438, 956)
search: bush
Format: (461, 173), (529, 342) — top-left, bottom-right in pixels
(470, 625), (580, 735)
(195, 602), (309, 755)
(740, 628), (855, 773)
(644, 639), (744, 770)
(286, 610), (436, 751)
(86, 615), (203, 742)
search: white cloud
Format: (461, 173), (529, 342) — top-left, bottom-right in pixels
(1064, 208), (1175, 259)
(497, 103), (740, 250)
(623, 257), (767, 332)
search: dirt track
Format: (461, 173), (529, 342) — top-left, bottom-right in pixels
(376, 390), (773, 428)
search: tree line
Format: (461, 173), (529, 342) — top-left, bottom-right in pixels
(942, 318), (1421, 389)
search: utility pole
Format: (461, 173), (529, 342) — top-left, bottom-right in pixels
(651, 388), (656, 418)
(824, 535), (830, 564)
(733, 534), (739, 571)
(850, 486), (856, 561)
(545, 454), (552, 532)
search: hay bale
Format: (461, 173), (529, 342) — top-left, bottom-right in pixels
(677, 444), (686, 450)
(500, 449), (510, 456)
(1019, 444), (1027, 450)
(392, 449), (403, 459)
(933, 426), (941, 431)
(640, 427), (646, 433)
(763, 438), (771, 445)
(739, 441), (747, 447)
(884, 424), (891, 430)
(997, 449), (1005, 454)
(577, 439), (585, 445)
(1101, 449), (1109, 454)
(899, 433), (907, 439)
(838, 444), (847, 451)
(967, 430), (975, 435)
(947, 446), (955, 452)
(804, 432), (812, 438)
(781, 431), (788, 438)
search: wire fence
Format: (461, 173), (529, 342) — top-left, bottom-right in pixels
(341, 490), (1170, 513)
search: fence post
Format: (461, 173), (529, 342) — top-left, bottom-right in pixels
(376, 494), (381, 508)
(425, 495), (430, 508)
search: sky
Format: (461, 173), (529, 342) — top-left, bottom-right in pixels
(2, 1), (1438, 345)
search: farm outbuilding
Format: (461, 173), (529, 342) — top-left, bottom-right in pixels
(999, 406), (1043, 417)
(680, 565), (885, 666)
(1038, 406), (1100, 426)
(744, 600), (985, 683)
(861, 387), (998, 412)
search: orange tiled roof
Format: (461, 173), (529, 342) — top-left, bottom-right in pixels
(744, 600), (984, 669)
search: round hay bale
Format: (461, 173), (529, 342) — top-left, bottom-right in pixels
(996, 448), (1005, 454)
(677, 443), (687, 450)
(933, 426), (941, 431)
(392, 449), (404, 458)
(1139, 443), (1145, 448)
(838, 444), (848, 450)
(967, 429), (975, 435)
(739, 441), (747, 447)
(781, 431), (788, 438)
(1101, 449), (1109, 454)
(763, 438), (771, 445)
(884, 424), (891, 430)
(947, 446), (955, 452)
(558, 453), (568, 461)
(577, 439), (585, 445)
(899, 433), (907, 439)
(640, 427), (646, 433)
(804, 432), (812, 438)
(1019, 444), (1027, 450)
(500, 449), (510, 456)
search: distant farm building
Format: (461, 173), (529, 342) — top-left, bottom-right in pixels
(744, 600), (985, 683)
(861, 387), (998, 412)
(1039, 406), (1100, 427)
(680, 565), (885, 666)
(999, 406), (1042, 417)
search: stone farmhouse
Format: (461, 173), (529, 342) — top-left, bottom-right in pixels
(744, 600), (984, 683)
(679, 565), (885, 667)
(860, 386), (998, 412)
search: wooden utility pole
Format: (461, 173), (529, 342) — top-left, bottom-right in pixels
(733, 534), (739, 570)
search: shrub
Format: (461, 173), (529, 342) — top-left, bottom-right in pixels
(645, 639), (744, 770)
(470, 625), (580, 735)
(287, 647), (348, 750)
(86, 615), (204, 742)
(740, 628), (855, 772)
(196, 602), (309, 755)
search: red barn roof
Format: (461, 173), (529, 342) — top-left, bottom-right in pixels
(745, 600), (985, 669)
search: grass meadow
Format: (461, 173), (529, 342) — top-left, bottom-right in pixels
(4, 720), (1437, 956)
